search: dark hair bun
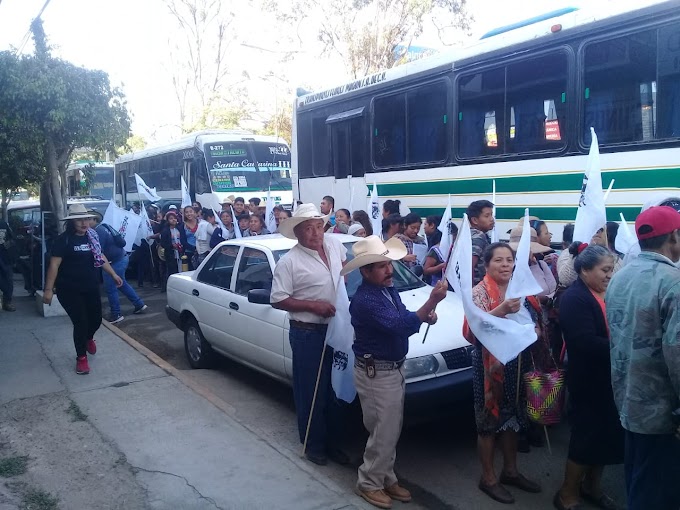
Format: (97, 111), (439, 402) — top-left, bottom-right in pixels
(568, 241), (584, 257)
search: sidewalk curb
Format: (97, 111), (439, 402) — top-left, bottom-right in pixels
(102, 320), (359, 505)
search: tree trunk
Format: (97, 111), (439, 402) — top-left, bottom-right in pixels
(46, 138), (65, 233)
(1, 189), (9, 222)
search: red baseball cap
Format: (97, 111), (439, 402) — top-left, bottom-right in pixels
(635, 206), (680, 241)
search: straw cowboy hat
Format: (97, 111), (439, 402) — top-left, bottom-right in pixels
(278, 203), (330, 239)
(222, 195), (236, 205)
(508, 226), (552, 254)
(62, 203), (98, 221)
(340, 235), (407, 276)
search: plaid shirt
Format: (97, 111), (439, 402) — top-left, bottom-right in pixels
(470, 228), (490, 286)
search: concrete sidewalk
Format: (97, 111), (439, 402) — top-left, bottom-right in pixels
(0, 288), (361, 510)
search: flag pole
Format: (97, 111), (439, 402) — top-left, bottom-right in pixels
(301, 338), (328, 457)
(422, 236), (456, 344)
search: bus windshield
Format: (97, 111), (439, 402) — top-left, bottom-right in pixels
(90, 167), (114, 200)
(204, 141), (291, 193)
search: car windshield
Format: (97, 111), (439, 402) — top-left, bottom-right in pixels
(272, 242), (425, 298)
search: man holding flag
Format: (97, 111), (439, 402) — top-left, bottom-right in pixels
(467, 200), (496, 286)
(342, 235), (446, 509)
(270, 204), (349, 467)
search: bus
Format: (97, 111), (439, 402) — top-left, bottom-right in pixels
(114, 130), (292, 210)
(292, 1), (680, 242)
(66, 162), (115, 200)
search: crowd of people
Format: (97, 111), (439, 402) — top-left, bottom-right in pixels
(267, 195), (679, 510)
(29, 188), (679, 510)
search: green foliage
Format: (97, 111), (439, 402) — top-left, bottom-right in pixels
(0, 456), (29, 478)
(0, 19), (131, 226)
(124, 134), (147, 153)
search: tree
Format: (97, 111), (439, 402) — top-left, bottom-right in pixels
(165, 0), (242, 132)
(258, 103), (293, 145)
(265, 0), (472, 78)
(13, 19), (131, 229)
(0, 53), (46, 221)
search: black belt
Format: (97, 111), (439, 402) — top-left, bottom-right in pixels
(354, 358), (404, 371)
(289, 320), (328, 331)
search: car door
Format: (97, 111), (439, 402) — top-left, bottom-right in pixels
(191, 245), (239, 353)
(227, 246), (287, 379)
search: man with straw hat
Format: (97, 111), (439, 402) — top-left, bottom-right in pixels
(342, 235), (447, 509)
(270, 203), (349, 466)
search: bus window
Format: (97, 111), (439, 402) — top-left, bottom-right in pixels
(657, 24), (680, 139)
(312, 117), (329, 176)
(373, 92), (407, 167)
(458, 68), (505, 158)
(583, 29), (656, 145)
(329, 112), (365, 179)
(506, 52), (568, 153)
(407, 81), (447, 163)
(349, 116), (365, 177)
(297, 116), (314, 178)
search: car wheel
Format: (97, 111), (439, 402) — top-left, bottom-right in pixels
(183, 318), (214, 369)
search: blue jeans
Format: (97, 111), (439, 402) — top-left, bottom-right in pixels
(289, 326), (343, 456)
(625, 430), (680, 510)
(103, 255), (144, 316)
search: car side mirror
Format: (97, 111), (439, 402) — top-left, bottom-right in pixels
(412, 265), (424, 277)
(248, 289), (271, 305)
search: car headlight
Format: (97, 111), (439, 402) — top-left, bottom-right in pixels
(401, 355), (439, 379)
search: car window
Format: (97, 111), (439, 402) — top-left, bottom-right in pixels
(196, 246), (239, 289)
(271, 242), (425, 299)
(234, 248), (273, 296)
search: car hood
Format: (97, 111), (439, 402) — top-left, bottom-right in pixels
(397, 286), (470, 358)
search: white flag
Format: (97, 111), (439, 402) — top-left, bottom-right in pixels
(573, 128), (606, 243)
(505, 209), (543, 327)
(230, 206), (242, 239)
(348, 175), (354, 213)
(102, 200), (142, 252)
(615, 213), (638, 256)
(134, 174), (161, 202)
(181, 176), (192, 209)
(264, 188), (277, 233)
(506, 209), (543, 300)
(325, 280), (356, 403)
(368, 182), (382, 238)
(490, 180), (499, 243)
(134, 205), (154, 247)
(446, 214), (537, 364)
(437, 194), (453, 260)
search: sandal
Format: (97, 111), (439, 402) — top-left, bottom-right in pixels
(553, 491), (586, 510)
(580, 488), (623, 510)
(478, 480), (514, 504)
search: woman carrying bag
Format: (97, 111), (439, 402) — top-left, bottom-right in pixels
(43, 204), (123, 375)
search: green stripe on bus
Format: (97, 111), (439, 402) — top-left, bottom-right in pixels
(410, 206), (642, 222)
(376, 168), (679, 197)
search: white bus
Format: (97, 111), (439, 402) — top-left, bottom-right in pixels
(115, 130), (292, 210)
(66, 162), (115, 200)
(292, 2), (680, 241)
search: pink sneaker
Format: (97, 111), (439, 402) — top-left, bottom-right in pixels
(86, 338), (97, 355)
(76, 356), (90, 375)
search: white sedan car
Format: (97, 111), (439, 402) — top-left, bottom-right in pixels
(166, 234), (473, 408)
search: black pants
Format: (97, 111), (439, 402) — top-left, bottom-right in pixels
(57, 286), (102, 357)
(0, 256), (13, 301)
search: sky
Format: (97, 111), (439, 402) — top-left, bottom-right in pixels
(0, 0), (663, 145)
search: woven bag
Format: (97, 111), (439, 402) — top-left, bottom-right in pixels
(523, 367), (565, 425)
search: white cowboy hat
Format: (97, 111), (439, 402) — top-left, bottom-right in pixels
(507, 226), (552, 254)
(347, 223), (365, 236)
(340, 235), (407, 276)
(221, 195), (236, 205)
(278, 203), (330, 239)
(62, 203), (98, 221)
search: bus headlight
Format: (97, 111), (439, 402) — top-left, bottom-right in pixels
(401, 355), (439, 379)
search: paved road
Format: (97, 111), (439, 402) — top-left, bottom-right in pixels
(106, 283), (627, 510)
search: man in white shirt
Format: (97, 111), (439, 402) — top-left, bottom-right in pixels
(270, 203), (348, 466)
(195, 208), (216, 264)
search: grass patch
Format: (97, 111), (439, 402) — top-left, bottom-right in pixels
(0, 456), (29, 477)
(20, 488), (59, 510)
(66, 401), (87, 422)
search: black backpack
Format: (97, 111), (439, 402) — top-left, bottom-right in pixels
(102, 223), (126, 248)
